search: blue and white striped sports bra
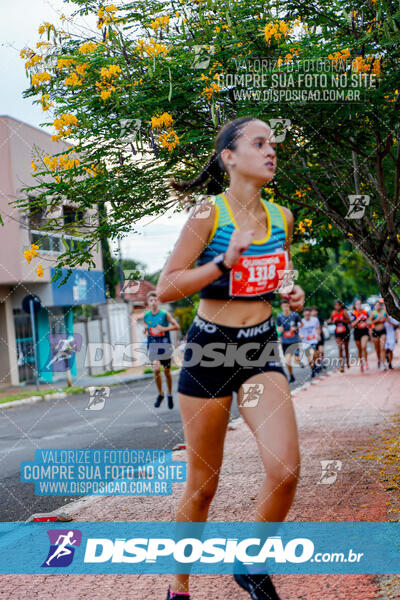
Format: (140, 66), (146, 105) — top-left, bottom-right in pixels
(196, 192), (288, 301)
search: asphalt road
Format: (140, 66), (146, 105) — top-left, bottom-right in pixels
(0, 337), (358, 521)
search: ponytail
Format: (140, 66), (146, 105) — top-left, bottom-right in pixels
(170, 115), (256, 196)
(170, 152), (225, 195)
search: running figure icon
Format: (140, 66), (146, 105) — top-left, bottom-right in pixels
(45, 531), (77, 566)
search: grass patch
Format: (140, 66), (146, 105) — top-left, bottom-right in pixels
(143, 365), (180, 374)
(0, 385), (87, 405)
(92, 368), (127, 377)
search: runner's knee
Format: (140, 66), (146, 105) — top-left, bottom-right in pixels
(267, 461), (300, 492)
(187, 470), (219, 508)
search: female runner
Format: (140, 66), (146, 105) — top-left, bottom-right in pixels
(328, 300), (351, 372)
(157, 116), (305, 600)
(350, 299), (370, 372)
(368, 300), (387, 370)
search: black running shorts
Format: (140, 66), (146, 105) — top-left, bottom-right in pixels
(353, 327), (369, 342)
(147, 339), (173, 368)
(177, 314), (287, 398)
(371, 327), (386, 339)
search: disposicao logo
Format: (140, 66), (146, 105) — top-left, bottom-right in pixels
(41, 529), (82, 567)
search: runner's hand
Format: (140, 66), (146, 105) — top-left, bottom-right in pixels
(280, 284), (305, 312)
(224, 229), (256, 268)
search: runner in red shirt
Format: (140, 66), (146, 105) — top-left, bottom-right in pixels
(350, 299), (370, 372)
(328, 300), (351, 372)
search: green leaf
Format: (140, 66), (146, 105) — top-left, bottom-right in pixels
(211, 99), (217, 126)
(226, 9), (232, 28)
(383, 21), (392, 41)
(61, 234), (69, 251)
(168, 67), (173, 102)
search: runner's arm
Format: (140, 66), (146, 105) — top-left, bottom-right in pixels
(156, 199), (255, 302)
(278, 207), (305, 311)
(343, 309), (351, 324)
(162, 312), (180, 332)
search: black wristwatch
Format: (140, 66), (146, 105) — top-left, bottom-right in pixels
(212, 253), (231, 273)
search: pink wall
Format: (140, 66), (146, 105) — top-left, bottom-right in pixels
(0, 115), (103, 285)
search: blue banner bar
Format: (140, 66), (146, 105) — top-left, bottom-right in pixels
(0, 522), (399, 574)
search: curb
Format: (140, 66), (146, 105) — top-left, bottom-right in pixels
(0, 370), (181, 410)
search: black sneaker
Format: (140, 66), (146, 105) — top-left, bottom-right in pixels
(234, 572), (281, 600)
(154, 394), (164, 408)
(167, 394), (174, 410)
(165, 586), (190, 600)
(289, 374), (295, 383)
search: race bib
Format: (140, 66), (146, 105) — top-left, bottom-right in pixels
(149, 326), (164, 337)
(306, 334), (316, 341)
(283, 330), (294, 338)
(229, 251), (289, 297)
(358, 321), (367, 329)
(336, 324), (346, 333)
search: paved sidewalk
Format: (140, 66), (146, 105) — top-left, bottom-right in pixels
(2, 352), (400, 599)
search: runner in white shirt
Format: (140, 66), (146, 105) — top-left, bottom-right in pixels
(299, 307), (321, 379)
(383, 304), (399, 370)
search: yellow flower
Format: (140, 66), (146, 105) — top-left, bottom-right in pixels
(151, 15), (170, 30)
(40, 93), (53, 111)
(151, 112), (174, 129)
(101, 64), (122, 79)
(57, 58), (76, 69)
(31, 72), (51, 87)
(31, 161), (37, 172)
(75, 63), (90, 76)
(264, 20), (293, 45)
(159, 129), (180, 151)
(52, 113), (79, 139)
(136, 38), (167, 57)
(64, 72), (82, 86)
(36, 264), (44, 277)
(24, 250), (33, 263)
(78, 42), (99, 54)
(101, 89), (112, 100)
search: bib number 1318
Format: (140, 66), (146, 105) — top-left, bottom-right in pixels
(229, 251), (289, 297)
(248, 264), (276, 283)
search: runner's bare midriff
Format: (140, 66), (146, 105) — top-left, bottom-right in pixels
(197, 298), (273, 327)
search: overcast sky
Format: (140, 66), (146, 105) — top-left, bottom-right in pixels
(0, 0), (187, 273)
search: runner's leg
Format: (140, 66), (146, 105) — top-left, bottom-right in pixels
(164, 365), (173, 395)
(173, 393), (232, 593)
(337, 338), (344, 371)
(237, 371), (300, 522)
(153, 360), (163, 395)
(344, 340), (350, 368)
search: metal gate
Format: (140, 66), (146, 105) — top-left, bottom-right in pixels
(14, 310), (34, 383)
